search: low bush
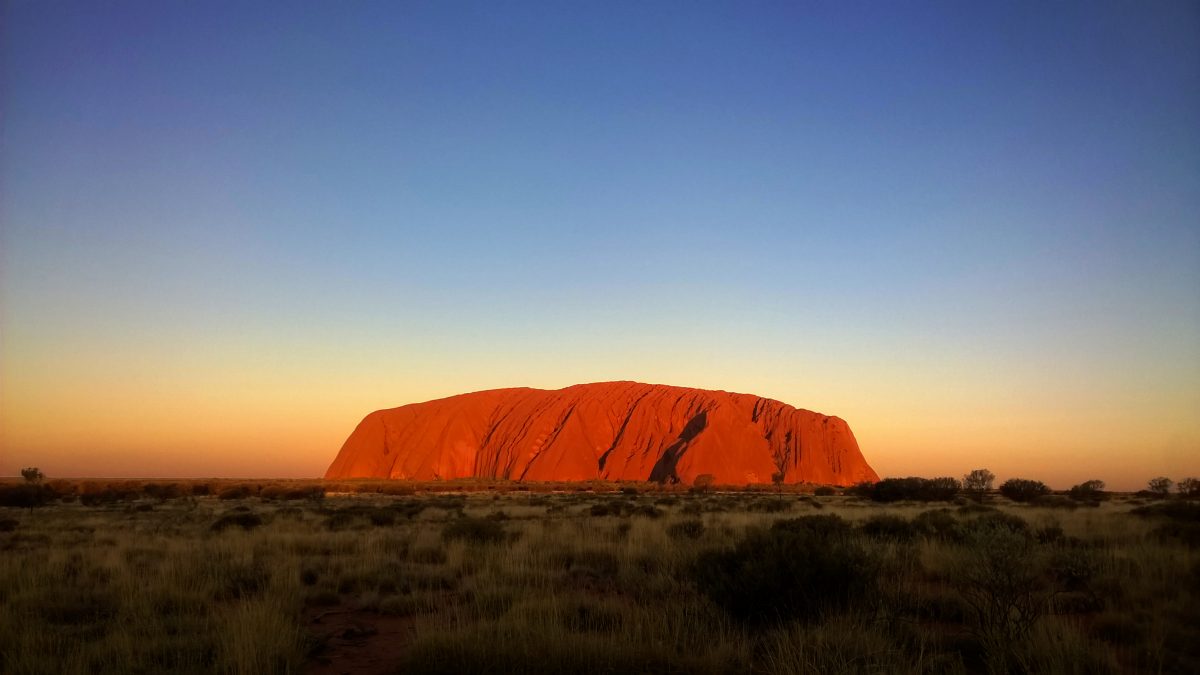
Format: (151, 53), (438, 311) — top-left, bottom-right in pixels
(913, 508), (963, 541)
(859, 514), (917, 541)
(0, 484), (54, 509)
(217, 485), (254, 500)
(855, 476), (962, 502)
(1131, 501), (1200, 546)
(210, 512), (265, 531)
(1068, 480), (1107, 503)
(442, 516), (507, 545)
(999, 478), (1051, 503)
(770, 514), (853, 539)
(964, 510), (1029, 537)
(693, 514), (875, 623)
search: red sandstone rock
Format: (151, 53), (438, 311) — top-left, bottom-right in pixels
(324, 382), (879, 486)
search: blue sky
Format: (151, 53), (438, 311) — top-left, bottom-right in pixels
(2, 1), (1198, 486)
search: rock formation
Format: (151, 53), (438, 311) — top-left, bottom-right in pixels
(324, 381), (878, 486)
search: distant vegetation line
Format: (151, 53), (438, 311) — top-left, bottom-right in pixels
(3, 467), (1198, 508)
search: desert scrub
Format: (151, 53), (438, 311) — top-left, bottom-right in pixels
(666, 518), (706, 540)
(211, 511), (265, 532)
(951, 513), (1053, 671)
(442, 515), (508, 544)
(1, 488), (1197, 674)
(692, 515), (877, 623)
(0, 500), (306, 675)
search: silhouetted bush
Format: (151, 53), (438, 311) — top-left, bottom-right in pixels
(1068, 480), (1107, 503)
(813, 486), (837, 497)
(442, 516), (507, 545)
(999, 478), (1051, 503)
(1178, 477), (1200, 499)
(693, 514), (875, 623)
(963, 468), (996, 496)
(1147, 477), (1173, 498)
(0, 484), (54, 509)
(855, 476), (961, 502)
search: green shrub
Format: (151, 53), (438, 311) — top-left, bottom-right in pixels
(813, 486), (837, 496)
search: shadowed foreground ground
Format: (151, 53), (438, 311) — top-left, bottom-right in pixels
(1, 482), (1197, 674)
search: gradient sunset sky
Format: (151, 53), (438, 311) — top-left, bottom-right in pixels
(2, 1), (1197, 490)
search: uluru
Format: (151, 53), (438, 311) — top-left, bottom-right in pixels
(325, 382), (878, 486)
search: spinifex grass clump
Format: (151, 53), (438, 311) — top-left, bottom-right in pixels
(692, 514), (877, 623)
(442, 515), (508, 544)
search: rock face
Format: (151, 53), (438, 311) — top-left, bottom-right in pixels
(324, 382), (879, 486)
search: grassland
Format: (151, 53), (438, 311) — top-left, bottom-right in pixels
(0, 480), (1197, 674)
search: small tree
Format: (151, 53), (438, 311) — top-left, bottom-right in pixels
(20, 467), (44, 484)
(963, 469), (995, 494)
(771, 471), (785, 500)
(1147, 477), (1173, 498)
(692, 474), (715, 494)
(999, 478), (1051, 503)
(1068, 479), (1106, 503)
(1179, 477), (1200, 499)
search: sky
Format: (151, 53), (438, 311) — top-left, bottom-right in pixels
(2, 1), (1197, 490)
